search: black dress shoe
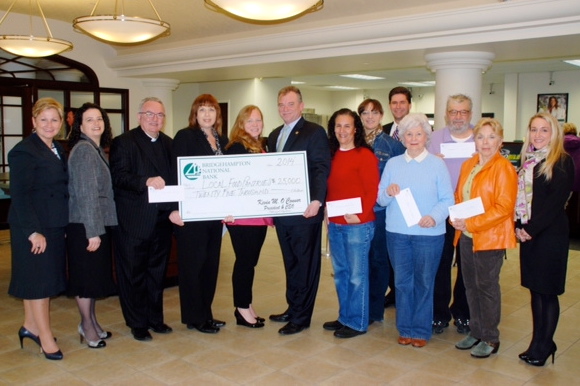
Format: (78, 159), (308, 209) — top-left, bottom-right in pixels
(131, 328), (152, 341)
(149, 323), (173, 334)
(334, 326), (366, 339)
(322, 320), (343, 331)
(278, 322), (307, 335)
(269, 311), (290, 323)
(187, 321), (220, 334)
(210, 319), (226, 328)
(235, 309), (265, 328)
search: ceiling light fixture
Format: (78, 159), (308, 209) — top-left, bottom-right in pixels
(73, 0), (170, 45)
(340, 74), (385, 80)
(0, 0), (73, 58)
(398, 81), (436, 87)
(325, 85), (359, 90)
(564, 59), (580, 68)
(204, 0), (324, 23)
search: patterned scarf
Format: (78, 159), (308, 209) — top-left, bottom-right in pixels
(515, 147), (547, 224)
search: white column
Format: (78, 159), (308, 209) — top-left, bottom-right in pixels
(142, 79), (180, 137)
(425, 51), (495, 130)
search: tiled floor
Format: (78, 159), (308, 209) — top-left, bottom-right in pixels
(0, 228), (578, 385)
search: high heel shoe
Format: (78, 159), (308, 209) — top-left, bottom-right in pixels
(524, 343), (557, 366)
(42, 348), (64, 360)
(98, 331), (113, 340)
(18, 326), (40, 349)
(234, 309), (264, 328)
(78, 324), (106, 349)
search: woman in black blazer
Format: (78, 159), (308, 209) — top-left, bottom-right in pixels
(515, 113), (574, 366)
(172, 94), (228, 333)
(8, 98), (68, 360)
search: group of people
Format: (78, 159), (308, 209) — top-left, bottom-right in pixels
(7, 86), (574, 367)
(322, 90), (573, 366)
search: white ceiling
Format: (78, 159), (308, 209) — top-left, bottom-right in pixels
(1, 0), (580, 90)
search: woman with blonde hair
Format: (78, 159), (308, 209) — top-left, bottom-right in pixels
(223, 105), (273, 328)
(451, 118), (517, 358)
(8, 98), (68, 360)
(516, 113), (574, 366)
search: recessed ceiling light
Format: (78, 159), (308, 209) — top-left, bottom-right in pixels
(398, 81), (436, 87)
(340, 74), (385, 80)
(291, 81), (306, 84)
(563, 60), (580, 68)
(325, 85), (359, 90)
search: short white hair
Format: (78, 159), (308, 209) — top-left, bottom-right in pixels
(398, 113), (433, 143)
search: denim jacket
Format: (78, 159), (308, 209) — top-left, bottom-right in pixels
(373, 132), (405, 212)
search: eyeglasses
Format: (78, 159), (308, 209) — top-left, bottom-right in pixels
(447, 110), (471, 117)
(139, 111), (166, 119)
(360, 111), (381, 116)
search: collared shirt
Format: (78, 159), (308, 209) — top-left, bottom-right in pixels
(404, 148), (429, 163)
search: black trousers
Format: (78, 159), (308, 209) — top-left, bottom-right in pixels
(175, 220), (223, 325)
(433, 220), (470, 323)
(114, 217), (172, 329)
(275, 221), (322, 326)
(227, 225), (268, 308)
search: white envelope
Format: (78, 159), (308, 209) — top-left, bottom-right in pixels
(440, 142), (475, 159)
(448, 197), (485, 221)
(326, 197), (362, 218)
(148, 185), (185, 203)
(395, 188), (422, 227)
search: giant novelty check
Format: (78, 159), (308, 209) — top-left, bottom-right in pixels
(177, 151), (310, 221)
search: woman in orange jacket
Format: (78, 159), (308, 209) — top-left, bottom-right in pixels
(450, 118), (517, 358)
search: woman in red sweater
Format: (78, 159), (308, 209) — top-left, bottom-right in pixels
(322, 108), (379, 338)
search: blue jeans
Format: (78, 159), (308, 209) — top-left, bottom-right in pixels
(329, 222), (374, 332)
(386, 231), (444, 340)
(369, 209), (389, 322)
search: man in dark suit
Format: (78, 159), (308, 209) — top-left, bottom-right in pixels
(383, 86), (412, 140)
(267, 86), (331, 335)
(109, 97), (175, 341)
(382, 86), (412, 308)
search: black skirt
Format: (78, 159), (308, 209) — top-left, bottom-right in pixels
(66, 223), (116, 298)
(9, 226), (66, 299)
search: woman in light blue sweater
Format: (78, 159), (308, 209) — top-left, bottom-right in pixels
(377, 113), (454, 348)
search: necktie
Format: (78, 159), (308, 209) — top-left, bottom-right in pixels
(277, 125), (290, 152)
(392, 124), (399, 141)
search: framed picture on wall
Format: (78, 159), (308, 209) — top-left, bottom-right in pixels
(537, 93), (568, 123)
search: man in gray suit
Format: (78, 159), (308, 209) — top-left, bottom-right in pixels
(110, 97), (175, 341)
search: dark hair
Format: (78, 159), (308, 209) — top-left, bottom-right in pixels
(68, 102), (113, 149)
(389, 86), (412, 103)
(188, 94), (223, 135)
(327, 108), (371, 157)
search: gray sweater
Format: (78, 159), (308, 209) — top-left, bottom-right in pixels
(68, 134), (118, 238)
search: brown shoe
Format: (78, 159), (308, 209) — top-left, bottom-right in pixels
(411, 339), (427, 348)
(398, 336), (412, 345)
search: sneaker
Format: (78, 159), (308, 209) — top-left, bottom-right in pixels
(455, 334), (480, 350)
(470, 341), (500, 358)
(432, 320), (449, 334)
(454, 318), (470, 334)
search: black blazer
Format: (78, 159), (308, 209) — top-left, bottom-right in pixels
(382, 121), (395, 135)
(267, 117), (331, 225)
(172, 126), (229, 161)
(8, 133), (68, 237)
(109, 127), (174, 240)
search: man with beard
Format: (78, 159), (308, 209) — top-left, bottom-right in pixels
(427, 94), (473, 335)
